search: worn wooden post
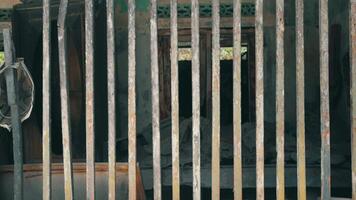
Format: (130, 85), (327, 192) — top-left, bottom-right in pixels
(191, 0), (200, 198)
(42, 0), (52, 198)
(107, 0), (116, 198)
(58, 0), (74, 199)
(350, 0), (356, 199)
(150, 0), (161, 198)
(296, 0), (307, 199)
(319, 0), (331, 199)
(211, 0), (220, 198)
(233, 0), (242, 199)
(85, 0), (95, 198)
(276, 0), (285, 199)
(128, 0), (137, 198)
(255, 0), (264, 199)
(170, 0), (180, 198)
(3, 29), (23, 200)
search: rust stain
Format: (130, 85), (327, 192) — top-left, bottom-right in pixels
(319, 0), (331, 199)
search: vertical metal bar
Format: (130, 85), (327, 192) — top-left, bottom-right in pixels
(107, 0), (116, 198)
(85, 0), (95, 198)
(3, 29), (23, 200)
(296, 0), (307, 199)
(233, 0), (242, 199)
(128, 0), (136, 198)
(150, 0), (161, 198)
(58, 0), (74, 199)
(276, 0), (285, 199)
(170, 0), (180, 198)
(42, 0), (51, 199)
(255, 0), (264, 199)
(350, 0), (356, 199)
(319, 0), (330, 199)
(191, 0), (200, 198)
(211, 0), (220, 198)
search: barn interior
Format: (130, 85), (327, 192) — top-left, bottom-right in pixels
(0, 0), (353, 199)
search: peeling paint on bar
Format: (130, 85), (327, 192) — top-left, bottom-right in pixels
(296, 0), (306, 199)
(233, 0), (242, 199)
(42, 0), (52, 199)
(350, 1), (356, 199)
(276, 0), (285, 199)
(128, 0), (137, 198)
(107, 0), (116, 198)
(58, 0), (74, 199)
(191, 0), (201, 198)
(151, 0), (161, 198)
(85, 0), (95, 198)
(255, 0), (264, 199)
(3, 29), (23, 200)
(211, 0), (220, 198)
(319, 0), (331, 199)
(170, 0), (180, 198)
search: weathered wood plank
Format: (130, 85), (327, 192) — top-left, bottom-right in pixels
(296, 0), (306, 199)
(276, 0), (285, 199)
(3, 29), (23, 200)
(85, 0), (95, 198)
(128, 0), (137, 198)
(233, 0), (242, 199)
(191, 0), (201, 198)
(170, 0), (180, 198)
(319, 0), (331, 199)
(58, 0), (74, 199)
(350, 0), (356, 199)
(150, 0), (161, 198)
(211, 0), (220, 198)
(42, 0), (51, 199)
(107, 0), (116, 198)
(255, 0), (264, 199)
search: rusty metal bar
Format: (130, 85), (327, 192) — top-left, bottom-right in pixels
(58, 0), (74, 199)
(211, 0), (220, 198)
(319, 0), (331, 199)
(3, 29), (23, 200)
(42, 0), (51, 199)
(191, 0), (201, 198)
(233, 0), (242, 199)
(170, 0), (180, 198)
(296, 0), (306, 199)
(150, 0), (161, 198)
(107, 0), (116, 198)
(276, 0), (285, 199)
(128, 0), (137, 198)
(255, 0), (264, 199)
(350, 0), (356, 199)
(85, 0), (95, 198)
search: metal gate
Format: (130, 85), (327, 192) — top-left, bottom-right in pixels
(2, 0), (356, 199)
